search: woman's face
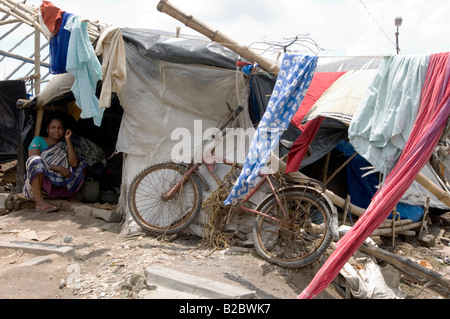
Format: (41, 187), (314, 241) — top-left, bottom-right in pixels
(47, 119), (65, 141)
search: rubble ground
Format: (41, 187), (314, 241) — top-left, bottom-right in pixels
(0, 199), (448, 300)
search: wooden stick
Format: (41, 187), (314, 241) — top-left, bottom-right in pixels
(325, 189), (366, 217)
(418, 197), (431, 237)
(322, 152), (331, 183)
(325, 152), (357, 185)
(371, 221), (423, 236)
(358, 244), (450, 292)
(157, 0), (280, 76)
(378, 219), (412, 229)
(342, 195), (350, 226)
(391, 208), (397, 247)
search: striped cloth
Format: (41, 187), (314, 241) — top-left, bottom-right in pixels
(23, 141), (88, 200)
(298, 52), (450, 299)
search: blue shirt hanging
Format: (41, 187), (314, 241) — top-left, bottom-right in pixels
(224, 54), (318, 205)
(49, 12), (73, 74)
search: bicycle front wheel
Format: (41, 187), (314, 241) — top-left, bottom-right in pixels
(253, 190), (333, 268)
(128, 162), (203, 234)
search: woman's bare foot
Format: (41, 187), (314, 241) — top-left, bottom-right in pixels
(35, 201), (60, 213)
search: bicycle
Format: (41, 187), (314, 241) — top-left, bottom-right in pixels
(128, 105), (336, 268)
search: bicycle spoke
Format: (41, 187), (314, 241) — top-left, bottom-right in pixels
(253, 190), (332, 268)
(129, 163), (202, 234)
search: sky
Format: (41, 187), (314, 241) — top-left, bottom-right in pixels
(1, 0), (449, 80)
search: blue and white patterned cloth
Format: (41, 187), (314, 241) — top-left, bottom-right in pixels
(224, 54), (318, 205)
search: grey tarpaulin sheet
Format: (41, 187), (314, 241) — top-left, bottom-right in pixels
(116, 38), (250, 159)
(121, 28), (241, 70)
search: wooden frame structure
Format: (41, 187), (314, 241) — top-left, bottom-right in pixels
(0, 0), (100, 136)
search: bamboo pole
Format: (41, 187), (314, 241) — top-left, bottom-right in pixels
(0, 18), (19, 25)
(378, 219), (412, 228)
(34, 26), (42, 137)
(156, 0), (280, 76)
(0, 49), (48, 67)
(0, 0), (42, 33)
(415, 172), (450, 207)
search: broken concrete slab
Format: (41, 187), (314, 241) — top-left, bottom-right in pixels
(145, 266), (256, 299)
(138, 286), (206, 299)
(20, 256), (53, 267)
(71, 205), (122, 223)
(0, 241), (75, 257)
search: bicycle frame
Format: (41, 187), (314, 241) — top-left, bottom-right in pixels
(162, 105), (292, 226)
(129, 105), (336, 268)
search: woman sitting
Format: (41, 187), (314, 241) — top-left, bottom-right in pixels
(23, 116), (88, 213)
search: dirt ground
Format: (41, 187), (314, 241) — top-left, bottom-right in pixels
(0, 199), (449, 300)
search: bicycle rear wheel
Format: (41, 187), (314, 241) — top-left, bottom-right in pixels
(253, 190), (333, 268)
(128, 162), (203, 234)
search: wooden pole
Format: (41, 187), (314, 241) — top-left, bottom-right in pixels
(157, 0), (280, 76)
(358, 244), (450, 292)
(418, 197), (431, 237)
(34, 26), (43, 137)
(415, 172), (450, 207)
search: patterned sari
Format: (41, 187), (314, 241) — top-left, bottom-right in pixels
(23, 140), (88, 200)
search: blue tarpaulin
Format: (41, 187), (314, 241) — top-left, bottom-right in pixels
(336, 140), (424, 222)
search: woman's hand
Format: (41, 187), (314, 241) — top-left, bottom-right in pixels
(65, 129), (73, 141)
(51, 165), (72, 179)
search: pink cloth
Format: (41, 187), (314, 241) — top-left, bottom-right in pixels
(298, 52), (450, 299)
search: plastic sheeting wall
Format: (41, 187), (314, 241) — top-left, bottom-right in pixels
(116, 41), (252, 231)
(117, 41), (250, 160)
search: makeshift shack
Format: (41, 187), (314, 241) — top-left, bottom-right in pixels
(281, 57), (450, 226)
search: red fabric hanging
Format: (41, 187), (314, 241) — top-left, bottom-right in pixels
(286, 116), (324, 174)
(291, 72), (346, 129)
(286, 72), (345, 174)
(40, 1), (65, 36)
(298, 52), (450, 299)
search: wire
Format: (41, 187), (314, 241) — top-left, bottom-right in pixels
(359, 0), (396, 47)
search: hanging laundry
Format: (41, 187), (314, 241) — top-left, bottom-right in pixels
(286, 72), (346, 174)
(291, 72), (346, 129)
(348, 55), (429, 175)
(95, 26), (127, 109)
(64, 15), (104, 127)
(49, 12), (73, 74)
(224, 54), (318, 205)
(302, 70), (378, 126)
(285, 117), (324, 174)
(299, 52), (450, 299)
(40, 1), (65, 37)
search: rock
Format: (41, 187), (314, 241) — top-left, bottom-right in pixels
(417, 234), (436, 248)
(436, 212), (450, 226)
(63, 235), (73, 243)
